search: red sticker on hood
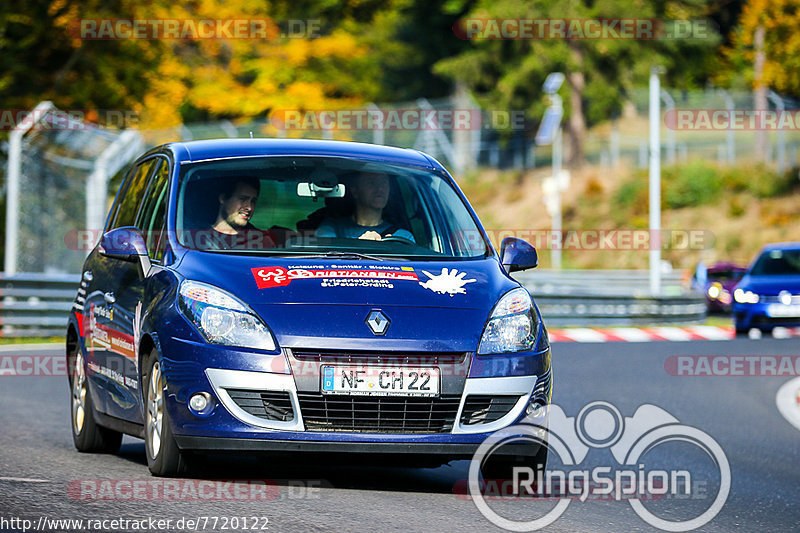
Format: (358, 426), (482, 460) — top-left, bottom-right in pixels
(251, 266), (419, 289)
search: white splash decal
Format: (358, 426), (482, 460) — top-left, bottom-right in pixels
(419, 268), (477, 296)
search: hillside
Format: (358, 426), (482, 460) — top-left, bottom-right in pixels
(458, 160), (800, 271)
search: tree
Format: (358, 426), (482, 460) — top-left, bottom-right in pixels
(719, 0), (800, 98)
(434, 0), (720, 167)
(0, 0), (160, 118)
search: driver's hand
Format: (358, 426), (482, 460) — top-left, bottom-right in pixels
(358, 231), (382, 241)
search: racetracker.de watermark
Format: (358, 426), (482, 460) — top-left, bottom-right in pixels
(269, 109), (526, 131)
(665, 355), (800, 376)
(665, 109), (800, 130)
(0, 109), (138, 131)
(62, 228), (715, 252)
(69, 18), (321, 40)
(453, 18), (712, 40)
(473, 229), (714, 252)
(67, 479), (324, 501)
(0, 354), (70, 377)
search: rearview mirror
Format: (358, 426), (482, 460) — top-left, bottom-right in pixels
(297, 182), (345, 198)
(500, 237), (538, 272)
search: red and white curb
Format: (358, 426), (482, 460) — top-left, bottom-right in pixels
(776, 377), (800, 432)
(549, 326), (800, 343)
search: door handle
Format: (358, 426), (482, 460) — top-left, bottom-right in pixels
(103, 292), (116, 305)
(83, 270), (93, 282)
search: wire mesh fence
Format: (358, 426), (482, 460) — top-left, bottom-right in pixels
(6, 105), (143, 275)
(138, 87), (800, 174)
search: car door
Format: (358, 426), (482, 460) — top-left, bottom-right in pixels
(103, 156), (173, 422)
(85, 157), (157, 417)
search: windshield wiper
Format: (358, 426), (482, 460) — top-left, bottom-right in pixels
(316, 251), (392, 261)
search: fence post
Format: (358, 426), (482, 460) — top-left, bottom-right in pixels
(5, 101), (54, 276)
(452, 83), (477, 175)
(767, 90), (787, 174)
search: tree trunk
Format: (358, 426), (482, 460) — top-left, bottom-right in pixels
(566, 42), (586, 169)
(753, 25), (768, 162)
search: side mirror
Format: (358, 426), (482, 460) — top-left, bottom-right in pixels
(99, 227), (151, 278)
(500, 237), (538, 273)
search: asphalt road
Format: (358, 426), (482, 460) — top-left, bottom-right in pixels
(1, 337), (799, 533)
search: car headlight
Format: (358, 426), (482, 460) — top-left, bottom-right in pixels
(733, 288), (759, 304)
(179, 280), (276, 351)
(719, 289), (732, 305)
(478, 287), (538, 355)
(707, 284), (720, 299)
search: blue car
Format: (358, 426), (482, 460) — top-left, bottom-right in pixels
(733, 242), (800, 335)
(66, 139), (551, 477)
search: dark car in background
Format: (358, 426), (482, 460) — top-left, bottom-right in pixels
(733, 242), (800, 335)
(692, 262), (747, 313)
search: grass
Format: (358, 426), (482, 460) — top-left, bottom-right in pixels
(0, 337), (63, 345)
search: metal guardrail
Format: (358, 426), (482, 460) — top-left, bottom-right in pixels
(0, 270), (705, 338)
(0, 273), (79, 338)
(513, 269), (706, 326)
(531, 294), (706, 327)
(514, 269), (688, 296)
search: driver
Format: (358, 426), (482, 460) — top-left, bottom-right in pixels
(315, 172), (415, 242)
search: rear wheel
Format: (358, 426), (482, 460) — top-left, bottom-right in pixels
(70, 348), (122, 453)
(143, 350), (191, 477)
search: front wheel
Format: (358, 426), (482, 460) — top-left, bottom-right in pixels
(143, 351), (191, 477)
(70, 348), (122, 453)
(480, 445), (549, 484)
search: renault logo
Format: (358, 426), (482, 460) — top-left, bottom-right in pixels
(365, 310), (390, 336)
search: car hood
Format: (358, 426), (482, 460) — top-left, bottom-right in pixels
(737, 274), (800, 295)
(174, 251), (518, 351)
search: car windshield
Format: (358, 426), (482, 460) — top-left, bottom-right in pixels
(750, 249), (800, 276)
(709, 270), (745, 281)
(176, 156), (489, 259)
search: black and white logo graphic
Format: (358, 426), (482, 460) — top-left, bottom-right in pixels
(469, 401), (730, 532)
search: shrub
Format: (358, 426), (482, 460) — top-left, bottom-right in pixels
(747, 164), (798, 198)
(662, 161), (722, 209)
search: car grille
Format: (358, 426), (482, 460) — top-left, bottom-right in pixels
(751, 316), (800, 326)
(289, 349), (468, 365)
(226, 389), (294, 422)
(758, 294), (800, 304)
(460, 395), (520, 425)
(296, 392), (461, 433)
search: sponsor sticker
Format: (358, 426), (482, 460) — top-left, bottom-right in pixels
(250, 266), (419, 289)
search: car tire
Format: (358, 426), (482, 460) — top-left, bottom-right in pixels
(70, 347), (123, 454)
(143, 350), (192, 477)
(734, 324), (748, 337)
(480, 444), (549, 485)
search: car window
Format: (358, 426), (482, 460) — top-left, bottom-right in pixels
(176, 156), (489, 259)
(751, 249), (800, 276)
(136, 158), (171, 261)
(112, 159), (157, 229)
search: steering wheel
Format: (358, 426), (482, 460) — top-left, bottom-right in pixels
(381, 235), (415, 245)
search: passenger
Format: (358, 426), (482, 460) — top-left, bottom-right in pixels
(206, 177), (277, 249)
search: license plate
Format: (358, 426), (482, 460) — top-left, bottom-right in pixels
(321, 365), (440, 396)
(767, 304), (800, 317)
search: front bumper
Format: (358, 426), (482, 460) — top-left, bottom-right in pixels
(173, 436), (540, 458)
(158, 331), (551, 452)
(205, 368), (542, 436)
(734, 302), (800, 330)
